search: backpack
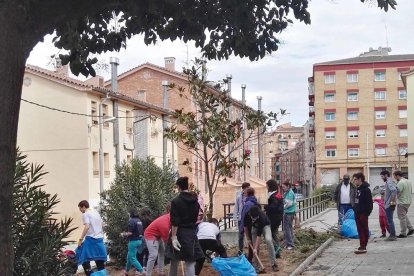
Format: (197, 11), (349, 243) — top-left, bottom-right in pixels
(136, 219), (144, 237)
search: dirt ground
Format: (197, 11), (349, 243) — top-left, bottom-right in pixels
(77, 228), (333, 276)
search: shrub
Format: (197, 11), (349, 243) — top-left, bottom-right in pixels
(13, 151), (76, 275)
(99, 157), (176, 266)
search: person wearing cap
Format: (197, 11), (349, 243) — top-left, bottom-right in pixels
(334, 174), (356, 225)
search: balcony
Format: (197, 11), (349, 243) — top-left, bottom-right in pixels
(309, 106), (315, 117)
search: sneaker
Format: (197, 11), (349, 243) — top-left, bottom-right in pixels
(397, 234), (407, 238)
(286, 246), (294, 250)
(354, 248), (367, 254)
(380, 234), (386, 238)
(385, 235), (397, 241)
(272, 264), (279, 272)
(407, 229), (414, 236)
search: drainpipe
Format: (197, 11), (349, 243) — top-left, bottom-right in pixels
(110, 57), (120, 166)
(257, 96), (263, 179)
(162, 80), (169, 166)
(241, 84), (246, 182)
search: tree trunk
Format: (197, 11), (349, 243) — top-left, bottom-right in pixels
(0, 13), (32, 275)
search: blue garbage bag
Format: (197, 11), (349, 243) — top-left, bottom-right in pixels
(343, 209), (355, 220)
(212, 255), (257, 276)
(341, 218), (359, 239)
(90, 269), (108, 276)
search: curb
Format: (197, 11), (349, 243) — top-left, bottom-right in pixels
(289, 237), (334, 276)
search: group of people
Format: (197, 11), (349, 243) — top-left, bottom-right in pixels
(75, 176), (227, 276)
(234, 179), (297, 272)
(334, 170), (413, 254)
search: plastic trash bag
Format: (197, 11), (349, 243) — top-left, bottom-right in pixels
(90, 269), (108, 276)
(341, 218), (359, 239)
(212, 255), (257, 276)
(343, 209), (355, 220)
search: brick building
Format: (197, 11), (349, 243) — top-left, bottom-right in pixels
(106, 57), (267, 216)
(309, 47), (414, 188)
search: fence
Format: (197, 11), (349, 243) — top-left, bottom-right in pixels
(220, 193), (331, 230)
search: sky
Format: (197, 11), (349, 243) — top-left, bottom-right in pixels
(27, 0), (414, 127)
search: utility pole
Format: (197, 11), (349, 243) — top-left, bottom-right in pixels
(241, 84), (246, 182)
(162, 80), (169, 166)
(257, 96), (263, 179)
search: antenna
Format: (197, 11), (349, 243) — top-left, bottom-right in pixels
(385, 24), (389, 48)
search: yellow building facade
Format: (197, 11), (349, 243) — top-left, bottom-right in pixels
(309, 48), (414, 188)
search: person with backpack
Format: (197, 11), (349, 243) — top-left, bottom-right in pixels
(264, 179), (284, 258)
(282, 181), (296, 250)
(121, 208), (145, 276)
(241, 187), (259, 263)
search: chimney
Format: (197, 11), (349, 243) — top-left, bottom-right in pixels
(84, 76), (104, 87)
(55, 57), (68, 78)
(164, 57), (176, 71)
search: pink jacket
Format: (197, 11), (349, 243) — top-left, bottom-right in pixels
(374, 198), (385, 217)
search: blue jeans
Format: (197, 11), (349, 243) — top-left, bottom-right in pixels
(385, 207), (396, 236)
(238, 220), (244, 251)
(338, 204), (353, 225)
(283, 213), (295, 247)
(126, 239), (143, 273)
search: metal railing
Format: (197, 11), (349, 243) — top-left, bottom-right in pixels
(220, 193), (330, 230)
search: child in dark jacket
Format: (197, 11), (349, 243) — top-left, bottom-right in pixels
(373, 190), (389, 238)
(352, 172), (373, 254)
(264, 179), (284, 257)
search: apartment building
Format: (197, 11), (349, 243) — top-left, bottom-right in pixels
(262, 123), (304, 179)
(309, 47), (414, 188)
(18, 65), (173, 237)
(401, 69), (414, 188)
(106, 58), (268, 216)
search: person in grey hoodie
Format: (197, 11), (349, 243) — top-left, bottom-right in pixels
(380, 170), (398, 241)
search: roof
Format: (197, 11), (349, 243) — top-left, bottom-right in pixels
(315, 54), (414, 66)
(106, 62), (247, 109)
(25, 65), (170, 115)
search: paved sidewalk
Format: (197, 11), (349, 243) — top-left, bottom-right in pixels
(301, 196), (414, 276)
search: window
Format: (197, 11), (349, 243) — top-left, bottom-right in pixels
(91, 101), (98, 125)
(348, 130), (359, 138)
(375, 147), (387, 156)
(324, 74), (335, 84)
(325, 131), (336, 139)
(102, 104), (109, 127)
(375, 111), (386, 120)
(347, 73), (358, 83)
(375, 91), (386, 100)
(399, 109), (407, 118)
(325, 149), (336, 157)
(347, 92), (358, 101)
(375, 129), (386, 137)
(348, 148), (359, 157)
(374, 71), (385, 81)
(104, 153), (110, 176)
(92, 151), (99, 176)
(324, 93), (335, 102)
(347, 111), (358, 120)
(399, 89), (407, 99)
(400, 129), (408, 137)
(126, 110), (133, 134)
(325, 112), (336, 121)
(399, 146), (408, 156)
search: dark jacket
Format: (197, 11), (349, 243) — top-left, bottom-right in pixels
(334, 182), (356, 210)
(264, 191), (284, 230)
(127, 217), (144, 241)
(353, 182), (373, 216)
(170, 192), (200, 228)
(245, 210), (270, 236)
(240, 196), (258, 229)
